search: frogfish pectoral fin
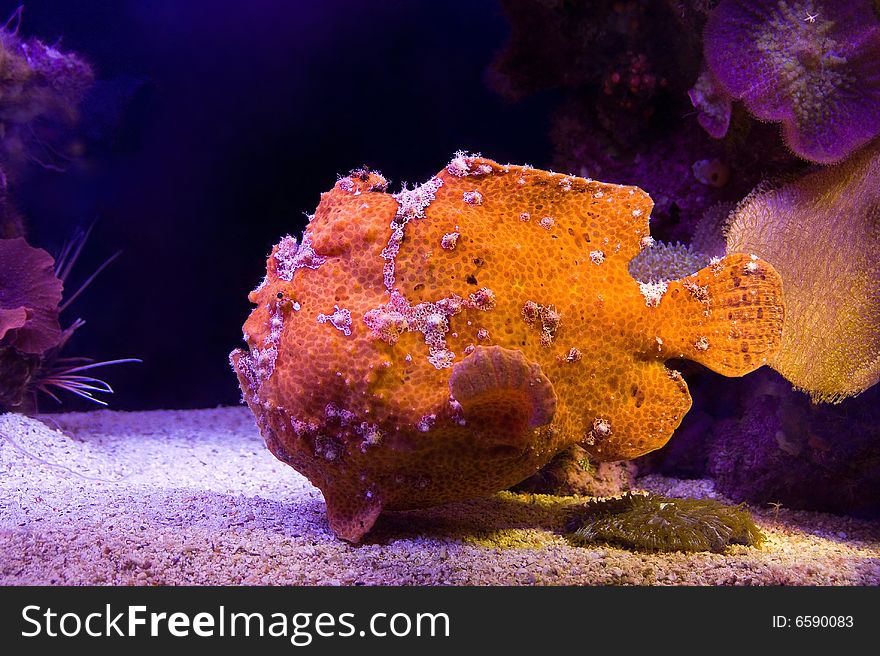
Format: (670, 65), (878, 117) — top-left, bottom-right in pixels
(449, 346), (557, 438)
(654, 253), (785, 376)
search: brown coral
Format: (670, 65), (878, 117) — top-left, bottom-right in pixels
(726, 139), (880, 402)
(232, 155), (785, 542)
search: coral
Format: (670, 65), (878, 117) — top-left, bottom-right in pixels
(556, 115), (748, 244)
(596, 50), (669, 144)
(565, 492), (765, 553)
(688, 67), (732, 139)
(0, 13), (124, 412)
(638, 408), (716, 478)
(0, 178), (25, 238)
(726, 139), (880, 402)
(491, 0), (805, 250)
(708, 369), (880, 518)
(642, 366), (880, 519)
(689, 201), (733, 258)
(628, 240), (709, 282)
(0, 237), (63, 410)
(0, 233), (138, 411)
(665, 0), (722, 25)
(490, 0), (626, 99)
(703, 0), (880, 163)
(0, 237), (63, 354)
(231, 155), (786, 542)
(691, 158), (730, 187)
(490, 0), (682, 106)
(0, 7), (94, 176)
(491, 0), (694, 159)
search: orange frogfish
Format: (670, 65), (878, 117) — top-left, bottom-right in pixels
(231, 154), (784, 542)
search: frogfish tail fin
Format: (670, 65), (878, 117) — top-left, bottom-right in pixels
(655, 253), (784, 377)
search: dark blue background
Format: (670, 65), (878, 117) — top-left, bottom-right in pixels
(6, 0), (555, 410)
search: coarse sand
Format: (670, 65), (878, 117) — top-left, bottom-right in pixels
(1, 407), (878, 585)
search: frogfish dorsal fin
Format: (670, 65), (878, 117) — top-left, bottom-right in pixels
(449, 345), (557, 432)
(654, 253), (785, 376)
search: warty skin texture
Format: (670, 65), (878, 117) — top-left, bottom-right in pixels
(232, 155), (784, 542)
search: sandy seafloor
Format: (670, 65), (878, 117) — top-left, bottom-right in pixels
(1, 407), (878, 585)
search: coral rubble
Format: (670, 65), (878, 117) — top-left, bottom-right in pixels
(232, 155), (785, 542)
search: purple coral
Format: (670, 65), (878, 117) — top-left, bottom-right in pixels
(0, 238), (63, 354)
(0, 237), (64, 411)
(688, 68), (732, 139)
(703, 0), (880, 163)
(708, 370), (880, 518)
(0, 7), (94, 174)
(1, 234), (139, 411)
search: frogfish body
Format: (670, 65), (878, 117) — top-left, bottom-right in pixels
(231, 154), (784, 542)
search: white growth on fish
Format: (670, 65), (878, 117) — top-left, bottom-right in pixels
(639, 280), (668, 308)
